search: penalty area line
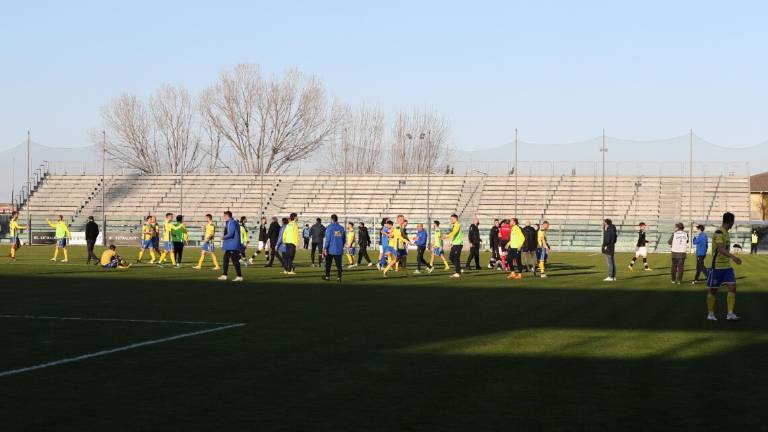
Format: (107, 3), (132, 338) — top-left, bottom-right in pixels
(0, 322), (245, 378)
(0, 314), (239, 326)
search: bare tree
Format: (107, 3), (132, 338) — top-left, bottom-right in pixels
(327, 104), (384, 173)
(391, 109), (450, 174)
(97, 94), (161, 173)
(200, 64), (341, 174)
(150, 85), (202, 174)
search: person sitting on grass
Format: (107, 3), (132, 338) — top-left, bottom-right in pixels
(100, 244), (131, 269)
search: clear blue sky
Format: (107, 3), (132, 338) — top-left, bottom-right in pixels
(2, 0), (767, 151)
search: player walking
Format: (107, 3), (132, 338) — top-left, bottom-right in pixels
(7, 211), (26, 261)
(47, 215), (71, 262)
(706, 212), (742, 321)
(628, 222), (652, 271)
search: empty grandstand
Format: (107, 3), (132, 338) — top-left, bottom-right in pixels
(7, 168), (753, 251)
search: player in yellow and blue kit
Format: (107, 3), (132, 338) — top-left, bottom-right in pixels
(345, 222), (357, 268)
(47, 215), (71, 262)
(383, 215), (412, 277)
(429, 220), (450, 270)
(7, 211), (27, 261)
(137, 215), (158, 264)
(158, 212), (177, 266)
(194, 214), (220, 270)
(706, 212), (743, 321)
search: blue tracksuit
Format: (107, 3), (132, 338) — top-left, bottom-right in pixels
(693, 232), (708, 256)
(415, 230), (428, 247)
(324, 222), (345, 256)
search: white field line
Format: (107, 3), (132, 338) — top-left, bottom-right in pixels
(0, 315), (245, 378)
(0, 314), (238, 326)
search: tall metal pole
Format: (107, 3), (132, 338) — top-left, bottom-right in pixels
(514, 128), (518, 217)
(601, 129), (607, 222)
(102, 130), (107, 245)
(180, 144), (184, 216)
(689, 129), (694, 248)
(259, 141), (264, 220)
(10, 157), (14, 209)
(343, 128), (348, 225)
(26, 131), (32, 245)
(426, 131), (431, 230)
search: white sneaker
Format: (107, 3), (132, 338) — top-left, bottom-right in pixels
(367, 262), (373, 267)
(540, 274), (548, 278)
(350, 264), (357, 268)
(217, 275), (227, 281)
(232, 277), (243, 282)
(707, 313), (717, 321)
(603, 277), (614, 282)
(428, 267), (434, 274)
(61, 259), (69, 263)
(726, 313), (741, 321)
(49, 258), (56, 262)
(413, 270), (421, 274)
(248, 258), (254, 265)
(450, 273), (461, 278)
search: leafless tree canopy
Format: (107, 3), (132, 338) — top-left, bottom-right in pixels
(97, 86), (202, 174)
(391, 109), (451, 174)
(327, 104), (385, 174)
(200, 64), (341, 174)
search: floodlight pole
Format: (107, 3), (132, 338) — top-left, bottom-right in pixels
(689, 128), (694, 249)
(26, 131), (32, 245)
(514, 128), (518, 217)
(600, 129), (607, 223)
(10, 157), (14, 209)
(426, 131), (431, 230)
(343, 128), (348, 225)
(102, 130), (107, 245)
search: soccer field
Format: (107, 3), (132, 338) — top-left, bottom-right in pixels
(1, 245), (766, 431)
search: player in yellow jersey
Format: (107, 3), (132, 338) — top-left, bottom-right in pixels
(137, 215), (157, 264)
(7, 211), (27, 261)
(537, 221), (551, 278)
(443, 214), (463, 278)
(239, 216), (249, 266)
(47, 214), (71, 262)
(429, 220), (450, 270)
(706, 212), (743, 321)
(505, 218), (525, 280)
(194, 213), (220, 270)
(383, 215), (413, 277)
(158, 212), (177, 266)
(345, 222), (357, 268)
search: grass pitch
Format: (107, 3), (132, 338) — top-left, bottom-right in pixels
(1, 245), (766, 431)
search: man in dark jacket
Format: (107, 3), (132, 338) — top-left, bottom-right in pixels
(602, 218), (618, 281)
(309, 218), (325, 267)
(357, 222), (372, 266)
(465, 217), (481, 270)
(266, 216), (282, 267)
(85, 216), (100, 265)
(488, 218), (500, 269)
(521, 222), (538, 273)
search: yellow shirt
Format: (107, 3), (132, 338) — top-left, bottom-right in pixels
(283, 221), (299, 245)
(507, 225), (525, 249)
(162, 221), (175, 242)
(537, 230), (547, 248)
(10, 219), (26, 237)
(204, 222), (216, 241)
(142, 224), (154, 241)
(240, 225), (249, 244)
(712, 225), (732, 269)
(346, 229), (356, 247)
(433, 228), (443, 248)
(48, 220), (70, 239)
(100, 250), (117, 266)
(447, 222), (462, 245)
(392, 226), (408, 249)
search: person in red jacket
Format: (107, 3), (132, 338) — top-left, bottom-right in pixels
(498, 219), (511, 271)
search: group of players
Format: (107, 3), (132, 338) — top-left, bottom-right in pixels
(4, 208), (749, 321)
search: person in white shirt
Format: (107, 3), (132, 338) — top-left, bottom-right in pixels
(668, 222), (689, 284)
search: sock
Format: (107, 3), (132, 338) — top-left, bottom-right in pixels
(159, 252), (166, 263)
(727, 292), (735, 314)
(10, 248), (16, 258)
(707, 293), (716, 314)
(53, 248), (59, 260)
(643, 258), (648, 269)
(211, 254), (220, 269)
(63, 249), (68, 261)
(197, 255), (205, 267)
(539, 260), (545, 274)
(170, 253), (176, 266)
(629, 258), (635, 267)
(149, 250), (156, 262)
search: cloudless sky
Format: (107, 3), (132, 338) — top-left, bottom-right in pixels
(2, 0), (767, 151)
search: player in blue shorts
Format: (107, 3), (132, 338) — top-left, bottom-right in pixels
(706, 212), (743, 321)
(378, 220), (395, 271)
(137, 215), (157, 264)
(429, 220), (450, 270)
(194, 214), (221, 270)
(7, 211), (27, 261)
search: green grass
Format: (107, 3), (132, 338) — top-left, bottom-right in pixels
(1, 245), (766, 431)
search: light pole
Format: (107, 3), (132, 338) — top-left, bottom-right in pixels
(514, 128), (518, 217)
(102, 130), (107, 245)
(689, 129), (694, 249)
(424, 131), (430, 229)
(343, 128), (348, 225)
(26, 131), (32, 245)
(600, 129), (608, 222)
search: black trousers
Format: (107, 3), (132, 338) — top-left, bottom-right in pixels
(671, 253), (686, 282)
(416, 245), (430, 271)
(398, 249), (407, 269)
(283, 244), (296, 271)
(449, 245), (463, 274)
(752, 243), (758, 254)
(694, 255), (707, 281)
(325, 254), (343, 278)
(466, 243), (480, 269)
(223, 250), (242, 277)
(357, 245), (371, 264)
(490, 243), (500, 265)
(311, 242), (324, 265)
(86, 239), (99, 263)
(303, 238), (310, 249)
(173, 242), (185, 264)
(267, 244), (280, 266)
(507, 248), (523, 273)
